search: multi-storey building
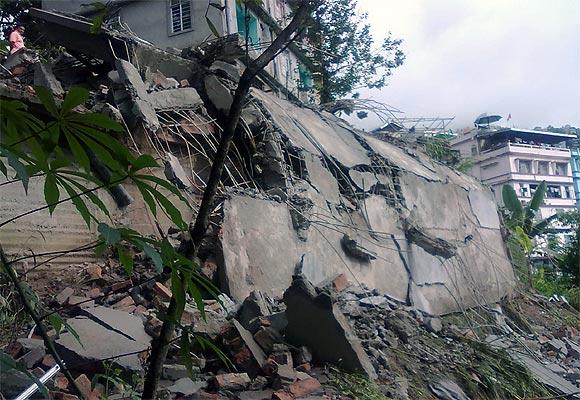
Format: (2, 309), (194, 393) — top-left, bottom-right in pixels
(570, 145), (580, 208)
(41, 0), (315, 102)
(451, 127), (577, 219)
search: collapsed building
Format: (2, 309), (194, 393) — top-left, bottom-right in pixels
(2, 8), (579, 400)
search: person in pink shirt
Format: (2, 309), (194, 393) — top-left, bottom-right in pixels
(9, 25), (25, 54)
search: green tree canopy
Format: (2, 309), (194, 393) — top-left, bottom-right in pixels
(305, 0), (405, 103)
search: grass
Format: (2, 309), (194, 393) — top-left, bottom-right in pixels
(329, 368), (390, 400)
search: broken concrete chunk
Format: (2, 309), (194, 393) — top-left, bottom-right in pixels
(237, 390), (274, 400)
(162, 364), (194, 381)
(18, 347), (46, 369)
(149, 87), (202, 110)
(340, 234), (377, 261)
(237, 291), (271, 331)
(359, 296), (390, 308)
(166, 378), (207, 395)
(283, 275), (377, 378)
(164, 153), (191, 189)
(56, 287), (75, 305)
(210, 60), (241, 82)
(232, 319), (267, 371)
(81, 306), (151, 344)
(424, 317), (443, 333)
(288, 378), (322, 398)
(34, 63), (63, 96)
(116, 59), (149, 100)
(253, 327), (283, 353)
(204, 74), (233, 113)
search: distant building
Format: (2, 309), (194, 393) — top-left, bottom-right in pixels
(41, 0), (316, 102)
(451, 126), (577, 219)
(570, 145), (580, 208)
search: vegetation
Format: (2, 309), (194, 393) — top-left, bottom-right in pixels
(329, 368), (388, 400)
(421, 136), (475, 173)
(305, 0), (405, 103)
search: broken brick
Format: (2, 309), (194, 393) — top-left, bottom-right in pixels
(153, 282), (172, 301)
(111, 279), (133, 292)
(214, 372), (251, 391)
(74, 374), (92, 399)
(3, 341), (23, 359)
(52, 391), (80, 400)
(201, 260), (218, 280)
(112, 295), (135, 311)
(42, 354), (56, 368)
(180, 79), (190, 87)
(329, 273), (349, 292)
(288, 378), (321, 397)
(272, 390), (293, 400)
(87, 288), (102, 299)
(54, 374), (69, 390)
(84, 264), (102, 280)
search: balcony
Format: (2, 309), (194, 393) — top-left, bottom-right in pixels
(481, 142), (570, 158)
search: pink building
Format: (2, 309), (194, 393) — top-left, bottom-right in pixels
(451, 127), (577, 219)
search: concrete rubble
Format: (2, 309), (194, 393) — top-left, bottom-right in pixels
(1, 7), (579, 400)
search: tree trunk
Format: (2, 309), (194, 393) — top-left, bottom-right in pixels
(141, 2), (316, 398)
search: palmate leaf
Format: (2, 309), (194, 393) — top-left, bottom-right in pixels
(502, 184), (523, 223)
(172, 270), (186, 319)
(98, 223), (121, 245)
(58, 178), (93, 227)
(117, 244), (134, 276)
(34, 86), (59, 117)
(180, 329), (195, 378)
(44, 173), (60, 214)
(142, 243), (163, 273)
(194, 335), (234, 369)
(68, 112), (124, 132)
(61, 87), (90, 115)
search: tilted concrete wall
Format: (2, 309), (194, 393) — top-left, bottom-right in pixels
(218, 90), (516, 315)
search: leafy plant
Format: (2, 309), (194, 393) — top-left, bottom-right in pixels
(92, 361), (141, 400)
(329, 367), (388, 400)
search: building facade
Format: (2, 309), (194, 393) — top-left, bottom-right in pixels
(41, 0), (315, 102)
(451, 127), (577, 219)
(570, 146), (580, 208)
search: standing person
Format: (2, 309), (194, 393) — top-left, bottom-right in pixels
(9, 25), (25, 54)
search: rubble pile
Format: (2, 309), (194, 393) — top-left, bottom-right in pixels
(1, 7), (579, 400)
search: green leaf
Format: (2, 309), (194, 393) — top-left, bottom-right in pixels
(0, 158), (6, 177)
(6, 151), (30, 193)
(90, 14), (104, 34)
(58, 178), (93, 228)
(98, 223), (121, 245)
(0, 351), (49, 398)
(502, 184), (523, 222)
(134, 174), (190, 205)
(95, 241), (107, 257)
(527, 180), (546, 214)
(48, 313), (64, 334)
(130, 154), (159, 172)
(66, 177), (112, 220)
(194, 335), (233, 369)
(136, 181), (157, 217)
(34, 86), (59, 117)
(44, 173), (60, 214)
(172, 271), (186, 320)
(62, 319), (84, 348)
(117, 244), (134, 276)
(64, 129), (91, 171)
(180, 330), (194, 378)
(61, 87), (89, 115)
(69, 112), (124, 132)
(187, 277), (206, 321)
(206, 16), (221, 38)
(143, 244), (163, 273)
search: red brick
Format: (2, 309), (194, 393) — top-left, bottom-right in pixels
(51, 391), (79, 400)
(288, 378), (321, 397)
(54, 374), (69, 390)
(153, 282), (172, 301)
(3, 341), (23, 359)
(296, 363), (311, 372)
(214, 373), (251, 390)
(201, 260), (218, 280)
(180, 79), (190, 87)
(42, 354), (56, 368)
(330, 273), (349, 292)
(74, 374), (92, 399)
(112, 296), (135, 310)
(134, 305), (148, 315)
(111, 279), (133, 292)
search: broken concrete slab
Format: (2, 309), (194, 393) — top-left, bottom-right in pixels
(232, 319), (267, 371)
(149, 88), (202, 110)
(34, 63), (64, 96)
(210, 60), (241, 82)
(283, 275), (377, 378)
(166, 378), (207, 396)
(204, 74), (233, 113)
(237, 291), (271, 331)
(429, 378), (471, 400)
(164, 153), (191, 189)
(81, 306), (151, 344)
(56, 311), (150, 373)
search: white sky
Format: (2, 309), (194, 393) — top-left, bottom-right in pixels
(348, 0), (580, 132)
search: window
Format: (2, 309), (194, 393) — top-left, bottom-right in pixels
(471, 145), (478, 156)
(236, 3), (258, 44)
(546, 185), (562, 198)
(518, 159), (532, 174)
(519, 184), (529, 197)
(555, 163), (568, 176)
(564, 186), (572, 199)
(537, 161), (549, 175)
(170, 0), (192, 34)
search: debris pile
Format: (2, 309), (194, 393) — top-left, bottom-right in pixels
(1, 7), (578, 400)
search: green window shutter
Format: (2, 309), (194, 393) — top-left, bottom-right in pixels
(236, 3), (258, 44)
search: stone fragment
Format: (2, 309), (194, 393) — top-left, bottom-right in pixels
(546, 339), (568, 356)
(341, 234), (377, 261)
(87, 288), (102, 299)
(166, 378), (207, 395)
(272, 391), (293, 400)
(4, 341), (23, 359)
(68, 296), (95, 309)
(180, 79), (190, 87)
(428, 378), (470, 400)
(385, 311), (417, 343)
(112, 296), (135, 311)
(17, 338), (44, 352)
(254, 327), (283, 353)
(283, 275), (377, 378)
(201, 260), (218, 280)
(231, 320), (267, 374)
(293, 346), (312, 365)
(42, 354), (56, 368)
(162, 364), (191, 381)
(56, 287), (75, 305)
(153, 282), (172, 301)
(204, 75), (233, 113)
(214, 373), (251, 391)
(34, 63), (63, 96)
(424, 317), (443, 333)
(51, 392), (80, 400)
(359, 296), (389, 307)
(288, 378), (322, 397)
(319, 273), (349, 292)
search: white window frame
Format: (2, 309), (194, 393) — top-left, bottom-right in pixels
(169, 0), (193, 36)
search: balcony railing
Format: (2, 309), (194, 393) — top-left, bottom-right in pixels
(481, 142), (571, 155)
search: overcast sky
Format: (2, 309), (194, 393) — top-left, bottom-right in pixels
(348, 0), (580, 132)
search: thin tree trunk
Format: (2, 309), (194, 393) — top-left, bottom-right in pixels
(141, 2), (315, 398)
(0, 245), (86, 400)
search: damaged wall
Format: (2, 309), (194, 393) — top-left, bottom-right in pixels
(217, 89), (516, 316)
